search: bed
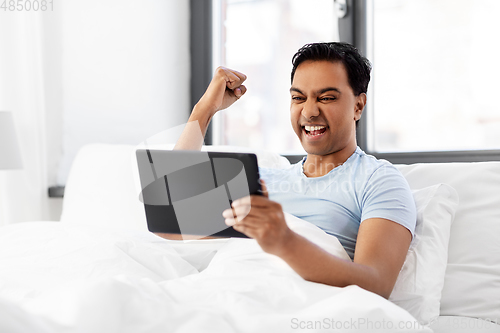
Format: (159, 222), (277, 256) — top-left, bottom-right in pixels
(0, 144), (499, 333)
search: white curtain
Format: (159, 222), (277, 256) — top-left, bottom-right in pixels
(0, 11), (57, 225)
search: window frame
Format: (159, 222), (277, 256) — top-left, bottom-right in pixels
(190, 0), (500, 163)
(189, 0), (214, 145)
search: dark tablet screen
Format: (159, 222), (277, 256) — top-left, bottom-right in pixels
(136, 149), (262, 238)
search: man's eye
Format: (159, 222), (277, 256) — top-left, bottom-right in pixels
(319, 97), (335, 101)
(292, 96), (304, 101)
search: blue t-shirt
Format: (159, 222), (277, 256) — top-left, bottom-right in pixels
(259, 147), (416, 259)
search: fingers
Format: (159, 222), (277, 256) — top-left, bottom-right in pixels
(225, 68), (247, 84)
(224, 209), (259, 239)
(222, 195), (279, 226)
(232, 223), (245, 233)
(201, 66), (247, 112)
(232, 223), (258, 238)
(259, 179), (269, 198)
(233, 195), (276, 209)
(223, 208), (257, 241)
(218, 66), (247, 95)
(222, 203), (251, 226)
(222, 197), (255, 226)
(233, 85), (247, 99)
(224, 71), (241, 89)
(216, 67), (246, 87)
(222, 204), (249, 226)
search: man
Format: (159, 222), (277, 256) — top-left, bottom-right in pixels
(175, 42), (416, 299)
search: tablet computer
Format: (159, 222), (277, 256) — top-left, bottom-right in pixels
(136, 149), (262, 239)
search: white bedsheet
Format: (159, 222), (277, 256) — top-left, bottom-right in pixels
(0, 215), (431, 333)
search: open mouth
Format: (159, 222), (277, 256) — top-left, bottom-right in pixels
(303, 125), (327, 137)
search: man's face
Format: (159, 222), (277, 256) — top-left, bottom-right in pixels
(290, 60), (364, 158)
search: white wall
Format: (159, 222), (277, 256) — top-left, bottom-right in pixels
(58, 0), (191, 185)
(0, 0), (190, 224)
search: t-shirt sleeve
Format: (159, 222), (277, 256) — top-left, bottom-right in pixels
(360, 163), (416, 238)
(258, 166), (270, 181)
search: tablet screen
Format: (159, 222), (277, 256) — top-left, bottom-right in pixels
(136, 150), (262, 239)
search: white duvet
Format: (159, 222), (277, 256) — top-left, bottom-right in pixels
(0, 214), (431, 333)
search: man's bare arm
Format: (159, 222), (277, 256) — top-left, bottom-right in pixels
(279, 217), (411, 298)
(224, 191), (411, 298)
(174, 67), (247, 150)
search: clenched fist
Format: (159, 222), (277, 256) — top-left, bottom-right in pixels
(196, 67), (247, 117)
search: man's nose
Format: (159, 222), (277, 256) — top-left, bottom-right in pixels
(301, 100), (320, 119)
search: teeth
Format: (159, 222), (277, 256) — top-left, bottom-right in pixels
(304, 125), (326, 132)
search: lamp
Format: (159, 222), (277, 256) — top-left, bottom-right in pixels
(0, 111), (23, 170)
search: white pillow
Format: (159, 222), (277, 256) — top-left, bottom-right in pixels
(389, 183), (459, 325)
(397, 162), (500, 323)
(284, 212), (351, 261)
(61, 144), (147, 231)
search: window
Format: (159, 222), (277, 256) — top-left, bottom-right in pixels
(370, 0), (500, 154)
(211, 0), (339, 155)
(192, 0), (500, 162)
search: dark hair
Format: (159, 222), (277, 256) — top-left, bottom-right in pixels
(291, 42), (372, 96)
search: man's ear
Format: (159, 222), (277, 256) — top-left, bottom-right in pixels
(354, 93), (367, 121)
